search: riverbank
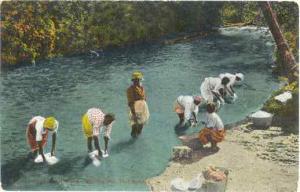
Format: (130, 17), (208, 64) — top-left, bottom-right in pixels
(146, 122), (298, 191)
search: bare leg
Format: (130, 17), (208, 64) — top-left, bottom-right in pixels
(87, 137), (93, 152)
(137, 124), (144, 135)
(131, 124), (138, 138)
(177, 113), (184, 124)
(93, 136), (103, 158)
(211, 141), (219, 151)
(28, 149), (38, 159)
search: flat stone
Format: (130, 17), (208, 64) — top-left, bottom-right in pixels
(172, 146), (192, 160)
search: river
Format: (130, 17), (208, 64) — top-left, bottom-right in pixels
(0, 26), (279, 190)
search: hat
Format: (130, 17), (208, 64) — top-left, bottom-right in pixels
(235, 73), (244, 81)
(43, 117), (57, 130)
(193, 96), (202, 103)
(131, 71), (143, 80)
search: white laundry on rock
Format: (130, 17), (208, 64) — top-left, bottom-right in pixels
(274, 91), (292, 104)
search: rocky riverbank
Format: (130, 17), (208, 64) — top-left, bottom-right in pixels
(146, 122), (298, 191)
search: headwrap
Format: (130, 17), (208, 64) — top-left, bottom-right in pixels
(235, 73), (244, 81)
(131, 71), (143, 80)
(43, 117), (57, 130)
(193, 95), (202, 103)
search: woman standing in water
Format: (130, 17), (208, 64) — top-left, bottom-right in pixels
(127, 71), (150, 138)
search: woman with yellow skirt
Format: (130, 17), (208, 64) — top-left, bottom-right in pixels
(82, 108), (115, 158)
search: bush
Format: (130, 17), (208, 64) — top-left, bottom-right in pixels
(263, 81), (299, 132)
(1, 1), (222, 67)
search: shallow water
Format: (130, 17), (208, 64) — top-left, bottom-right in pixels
(0, 27), (279, 190)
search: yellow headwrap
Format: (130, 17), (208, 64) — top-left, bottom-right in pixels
(131, 71), (143, 80)
(44, 117), (57, 130)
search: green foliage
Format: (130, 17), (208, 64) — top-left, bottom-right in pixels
(221, 2), (298, 70)
(222, 2), (244, 23)
(2, 1), (297, 67)
(271, 2), (298, 33)
(1, 1), (222, 66)
(2, 1), (56, 64)
(272, 2), (299, 62)
(263, 81), (299, 121)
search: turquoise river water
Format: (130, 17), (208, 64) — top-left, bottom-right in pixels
(0, 27), (279, 190)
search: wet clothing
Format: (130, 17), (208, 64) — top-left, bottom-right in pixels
(26, 116), (58, 152)
(174, 96), (199, 121)
(199, 112), (225, 144)
(128, 100), (150, 125)
(200, 77), (224, 103)
(82, 108), (113, 138)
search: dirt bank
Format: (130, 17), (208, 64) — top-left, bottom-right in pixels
(146, 123), (298, 192)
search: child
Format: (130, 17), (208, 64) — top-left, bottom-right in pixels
(199, 103), (225, 151)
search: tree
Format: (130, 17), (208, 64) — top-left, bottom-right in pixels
(259, 2), (298, 82)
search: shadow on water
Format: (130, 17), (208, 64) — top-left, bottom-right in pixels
(48, 155), (87, 175)
(1, 153), (40, 188)
(174, 123), (189, 136)
(1, 153), (91, 189)
(109, 138), (137, 154)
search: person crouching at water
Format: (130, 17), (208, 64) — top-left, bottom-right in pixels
(26, 116), (59, 162)
(219, 72), (244, 100)
(174, 95), (201, 126)
(198, 102), (225, 151)
(82, 108), (115, 158)
(127, 71), (150, 138)
(219, 72), (244, 87)
(200, 76), (232, 105)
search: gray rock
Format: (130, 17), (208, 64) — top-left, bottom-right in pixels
(172, 146), (192, 160)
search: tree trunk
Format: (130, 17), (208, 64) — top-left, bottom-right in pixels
(259, 2), (298, 82)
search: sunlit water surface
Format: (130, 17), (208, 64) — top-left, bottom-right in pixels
(0, 26), (278, 190)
